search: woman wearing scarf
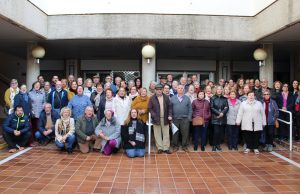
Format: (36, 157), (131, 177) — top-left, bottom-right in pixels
(131, 87), (149, 124)
(261, 89), (279, 152)
(95, 109), (121, 155)
(226, 91), (241, 150)
(129, 86), (139, 101)
(236, 91), (266, 154)
(4, 79), (19, 115)
(90, 83), (105, 113)
(122, 109), (146, 158)
(83, 78), (96, 98)
(55, 107), (76, 154)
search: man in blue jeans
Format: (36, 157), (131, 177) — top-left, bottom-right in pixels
(35, 103), (59, 145)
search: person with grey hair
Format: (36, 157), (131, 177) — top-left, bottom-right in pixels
(76, 106), (101, 153)
(35, 103), (60, 145)
(4, 79), (19, 115)
(180, 77), (189, 93)
(42, 81), (52, 101)
(171, 84), (192, 152)
(148, 81), (157, 96)
(170, 80), (178, 97)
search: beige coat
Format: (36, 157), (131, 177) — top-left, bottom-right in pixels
(236, 100), (266, 131)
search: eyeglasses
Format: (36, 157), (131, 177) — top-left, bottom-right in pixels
(263, 94), (270, 96)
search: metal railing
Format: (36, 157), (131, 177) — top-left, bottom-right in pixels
(146, 112), (152, 155)
(277, 109), (293, 151)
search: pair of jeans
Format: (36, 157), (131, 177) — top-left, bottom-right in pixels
(263, 125), (275, 145)
(35, 131), (54, 142)
(193, 124), (208, 147)
(55, 134), (76, 150)
(226, 125), (239, 148)
(125, 149), (145, 158)
(3, 131), (31, 149)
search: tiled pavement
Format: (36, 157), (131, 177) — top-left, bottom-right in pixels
(0, 145), (300, 194)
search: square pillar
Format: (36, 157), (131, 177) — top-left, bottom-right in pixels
(26, 43), (40, 88)
(259, 44), (273, 87)
(142, 44), (156, 88)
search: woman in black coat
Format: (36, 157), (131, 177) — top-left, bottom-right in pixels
(122, 109), (146, 158)
(210, 86), (229, 151)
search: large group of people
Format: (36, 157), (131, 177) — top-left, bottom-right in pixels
(2, 73), (300, 157)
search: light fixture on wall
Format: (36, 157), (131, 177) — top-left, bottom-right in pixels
(253, 47), (267, 67)
(31, 46), (45, 64)
(142, 44), (155, 64)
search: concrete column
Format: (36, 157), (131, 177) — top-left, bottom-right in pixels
(26, 43), (40, 88)
(142, 44), (156, 88)
(259, 44), (273, 88)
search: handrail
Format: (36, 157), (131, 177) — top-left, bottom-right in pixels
(146, 112), (152, 156)
(277, 109), (293, 151)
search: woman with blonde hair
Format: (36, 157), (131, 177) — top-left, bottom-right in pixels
(55, 107), (76, 154)
(83, 78), (96, 98)
(122, 109), (146, 158)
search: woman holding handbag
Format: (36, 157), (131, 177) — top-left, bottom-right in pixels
(192, 91), (211, 151)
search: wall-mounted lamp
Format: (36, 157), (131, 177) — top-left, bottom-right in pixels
(31, 46), (45, 64)
(142, 44), (155, 64)
(253, 48), (267, 67)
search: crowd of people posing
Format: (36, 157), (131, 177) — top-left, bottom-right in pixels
(2, 73), (300, 157)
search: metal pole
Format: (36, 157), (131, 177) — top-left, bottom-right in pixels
(289, 111), (292, 152)
(148, 112), (151, 155)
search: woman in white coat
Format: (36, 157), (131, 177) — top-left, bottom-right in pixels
(236, 91), (266, 154)
(113, 87), (131, 126)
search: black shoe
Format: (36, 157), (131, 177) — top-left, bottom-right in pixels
(216, 145), (222, 151)
(194, 146), (198, 151)
(67, 148), (73, 154)
(201, 146), (205, 151)
(212, 146), (216, 151)
(234, 146), (238, 151)
(60, 147), (66, 152)
(228, 146), (232, 150)
(164, 150), (172, 154)
(158, 149), (163, 154)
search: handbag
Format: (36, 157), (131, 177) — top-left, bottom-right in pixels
(295, 103), (300, 112)
(192, 102), (205, 126)
(192, 117), (204, 126)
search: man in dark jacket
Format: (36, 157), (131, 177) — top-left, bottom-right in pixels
(76, 106), (100, 153)
(48, 81), (68, 115)
(35, 103), (59, 145)
(2, 105), (31, 153)
(148, 84), (173, 154)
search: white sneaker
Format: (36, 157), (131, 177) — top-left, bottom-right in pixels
(254, 149), (260, 154)
(244, 148), (250, 154)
